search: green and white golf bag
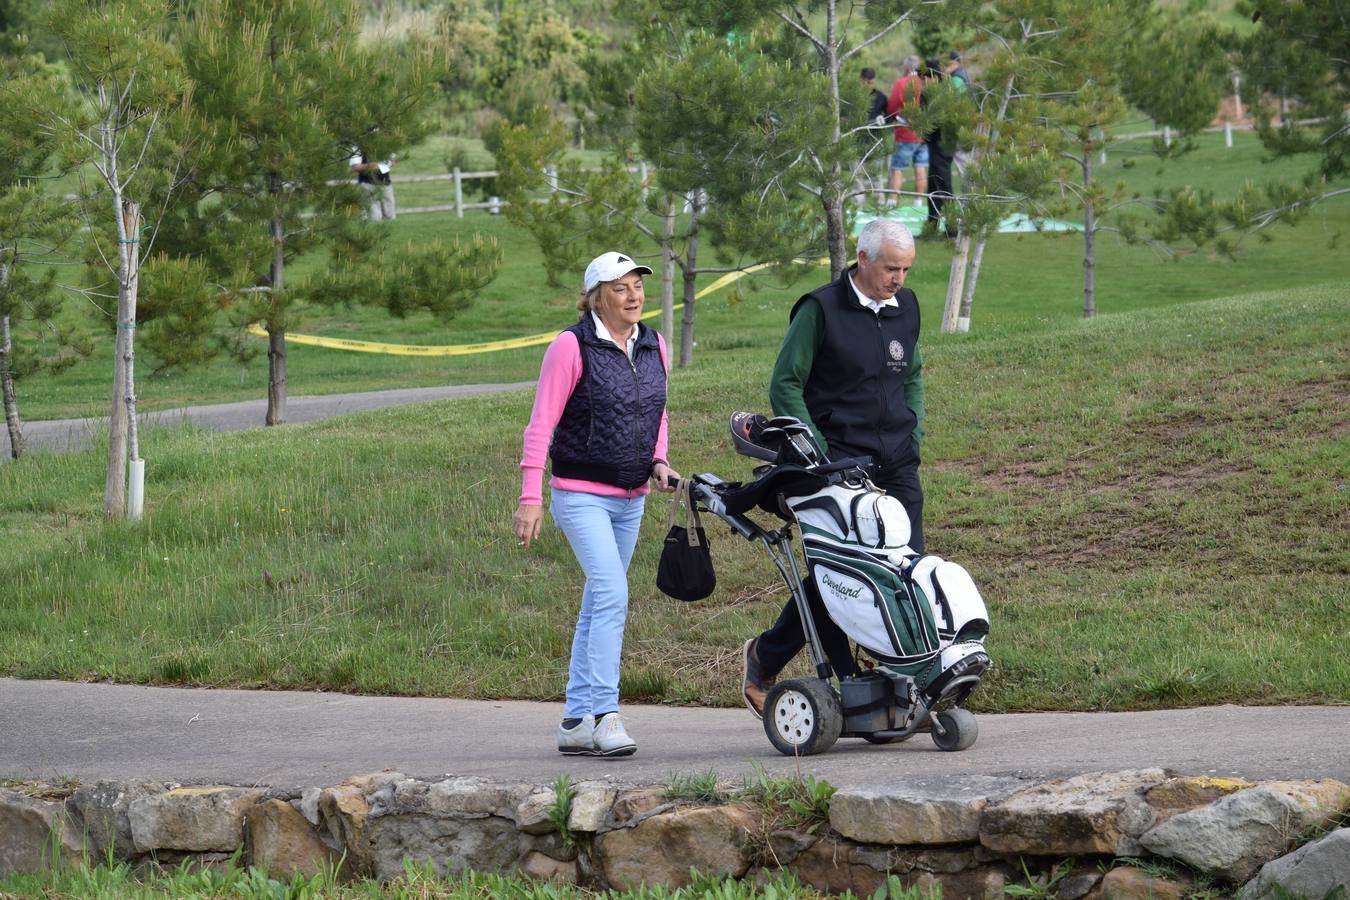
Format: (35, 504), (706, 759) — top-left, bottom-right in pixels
(786, 479), (990, 703)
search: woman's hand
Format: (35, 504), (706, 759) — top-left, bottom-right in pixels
(513, 503), (543, 546)
(651, 462), (680, 493)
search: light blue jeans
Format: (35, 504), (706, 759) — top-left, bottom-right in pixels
(550, 489), (646, 719)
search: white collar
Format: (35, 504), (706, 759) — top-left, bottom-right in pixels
(591, 311), (639, 356)
(848, 271), (898, 314)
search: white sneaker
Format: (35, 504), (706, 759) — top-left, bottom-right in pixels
(592, 713), (637, 757)
(557, 715), (596, 755)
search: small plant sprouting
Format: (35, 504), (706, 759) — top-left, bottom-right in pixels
(664, 771), (732, 805)
(1004, 857), (1075, 899)
(546, 773), (578, 848)
(740, 765), (837, 834)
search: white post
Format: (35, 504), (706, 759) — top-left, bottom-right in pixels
(127, 458), (144, 521)
(453, 167), (463, 219)
(1224, 120), (1233, 148)
(1232, 74), (1242, 121)
(1163, 125), (1172, 147)
(544, 164), (557, 192)
(639, 162), (649, 201)
(489, 196), (501, 215)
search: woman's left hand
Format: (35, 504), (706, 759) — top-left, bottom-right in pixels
(651, 462), (680, 493)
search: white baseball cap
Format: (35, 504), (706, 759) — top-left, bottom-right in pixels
(584, 251), (653, 292)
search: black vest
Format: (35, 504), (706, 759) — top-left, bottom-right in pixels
(549, 315), (667, 490)
(795, 269), (920, 469)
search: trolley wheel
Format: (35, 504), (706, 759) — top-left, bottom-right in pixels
(930, 708), (978, 751)
(763, 678), (843, 756)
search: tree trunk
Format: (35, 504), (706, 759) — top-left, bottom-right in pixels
(1081, 148), (1096, 319)
(957, 231), (988, 332)
(660, 194), (676, 355)
(824, 190), (848, 279)
(1, 309), (23, 460)
(121, 202), (145, 521)
(265, 212), (287, 425)
(941, 236), (970, 333)
(122, 202), (142, 462)
(678, 195), (702, 368)
(102, 95), (128, 518)
(823, 0), (849, 279)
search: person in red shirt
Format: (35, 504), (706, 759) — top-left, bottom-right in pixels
(885, 56), (928, 209)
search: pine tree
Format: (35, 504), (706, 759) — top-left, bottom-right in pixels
(0, 55), (91, 459)
(172, 0), (469, 426)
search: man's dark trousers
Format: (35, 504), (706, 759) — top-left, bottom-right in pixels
(754, 462), (924, 679)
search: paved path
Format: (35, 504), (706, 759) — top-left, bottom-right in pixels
(2, 679), (1347, 791)
(1, 383), (536, 457)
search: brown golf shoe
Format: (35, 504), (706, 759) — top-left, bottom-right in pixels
(742, 638), (774, 719)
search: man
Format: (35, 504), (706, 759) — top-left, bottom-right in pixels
(349, 148), (396, 221)
(741, 218), (926, 717)
(944, 51), (971, 92)
(921, 58), (957, 239)
(943, 52), (975, 184)
(859, 67), (891, 205)
(885, 56), (927, 209)
(861, 67), (889, 124)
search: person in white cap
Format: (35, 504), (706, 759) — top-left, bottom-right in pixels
(513, 251), (680, 757)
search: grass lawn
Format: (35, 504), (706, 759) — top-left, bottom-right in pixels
(2, 275), (1345, 711)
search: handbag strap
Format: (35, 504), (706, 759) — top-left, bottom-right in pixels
(666, 480), (706, 547)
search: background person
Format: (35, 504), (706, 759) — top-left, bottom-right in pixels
(885, 56), (928, 209)
(922, 58), (957, 238)
(944, 51), (976, 184)
(513, 251), (680, 757)
(349, 148), (397, 220)
(742, 219), (926, 717)
(858, 67), (891, 205)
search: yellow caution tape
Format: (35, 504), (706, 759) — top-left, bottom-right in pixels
(245, 260), (813, 357)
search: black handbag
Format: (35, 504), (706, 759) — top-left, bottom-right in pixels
(656, 480), (716, 602)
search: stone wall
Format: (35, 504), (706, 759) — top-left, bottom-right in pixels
(2, 770), (1346, 899)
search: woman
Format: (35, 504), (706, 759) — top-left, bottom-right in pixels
(512, 251), (679, 757)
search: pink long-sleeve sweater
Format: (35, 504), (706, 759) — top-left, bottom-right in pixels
(518, 329), (670, 506)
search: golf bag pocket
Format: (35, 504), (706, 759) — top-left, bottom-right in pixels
(851, 491), (911, 549)
(809, 557), (940, 662)
(907, 555), (989, 643)
(789, 484), (911, 549)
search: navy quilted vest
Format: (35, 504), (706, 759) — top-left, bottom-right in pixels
(549, 315), (667, 490)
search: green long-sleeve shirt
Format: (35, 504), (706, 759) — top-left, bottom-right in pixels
(768, 295), (925, 458)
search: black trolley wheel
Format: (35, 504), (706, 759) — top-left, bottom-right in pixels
(930, 707), (978, 751)
(763, 678), (844, 756)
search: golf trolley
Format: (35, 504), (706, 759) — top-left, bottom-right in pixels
(683, 412), (992, 756)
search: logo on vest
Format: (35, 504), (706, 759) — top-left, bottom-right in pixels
(889, 340), (904, 362)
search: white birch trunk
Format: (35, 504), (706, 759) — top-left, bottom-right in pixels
(941, 235), (971, 334)
(1, 306), (22, 459)
(102, 84), (130, 518)
(121, 202), (144, 520)
(660, 195), (675, 357)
